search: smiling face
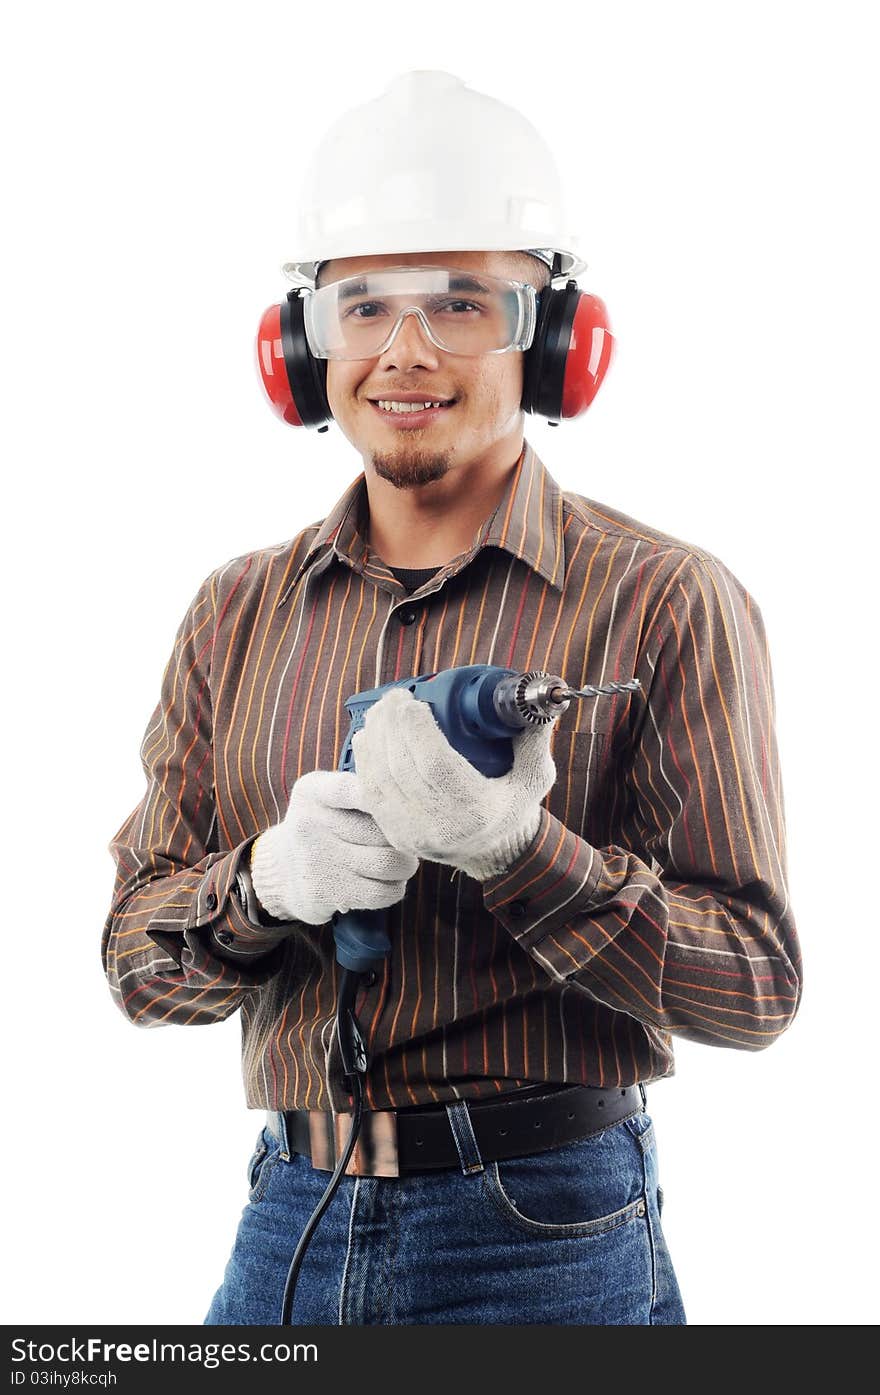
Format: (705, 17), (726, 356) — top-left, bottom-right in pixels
(317, 249), (550, 491)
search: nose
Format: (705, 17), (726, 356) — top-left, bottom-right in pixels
(375, 308), (441, 370)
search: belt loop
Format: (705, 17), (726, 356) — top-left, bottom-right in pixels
(268, 1109), (292, 1161)
(638, 1081), (647, 1111)
(445, 1099), (485, 1176)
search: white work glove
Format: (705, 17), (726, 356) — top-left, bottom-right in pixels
(351, 687), (557, 882)
(249, 769), (420, 926)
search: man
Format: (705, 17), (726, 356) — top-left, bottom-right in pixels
(102, 72), (802, 1326)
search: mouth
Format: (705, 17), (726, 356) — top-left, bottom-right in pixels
(366, 396), (457, 429)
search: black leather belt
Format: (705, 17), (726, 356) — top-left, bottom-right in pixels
(266, 1081), (646, 1178)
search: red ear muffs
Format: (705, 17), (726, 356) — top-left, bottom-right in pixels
(256, 290), (331, 429)
(521, 280), (614, 423)
(255, 280), (613, 429)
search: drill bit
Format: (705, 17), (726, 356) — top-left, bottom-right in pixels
(503, 672), (643, 724)
(550, 677), (642, 704)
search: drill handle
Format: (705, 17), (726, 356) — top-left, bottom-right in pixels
(331, 697), (403, 973)
(331, 906), (391, 973)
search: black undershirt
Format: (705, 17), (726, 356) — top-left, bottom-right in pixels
(387, 564), (442, 594)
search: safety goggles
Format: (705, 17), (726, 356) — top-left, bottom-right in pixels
(303, 266), (539, 360)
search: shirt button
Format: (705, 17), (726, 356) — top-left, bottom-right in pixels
(397, 607), (418, 625)
(206, 891), (218, 911)
(215, 929), (234, 947)
(509, 899), (528, 917)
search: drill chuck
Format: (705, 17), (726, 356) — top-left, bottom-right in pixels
(492, 671), (572, 728)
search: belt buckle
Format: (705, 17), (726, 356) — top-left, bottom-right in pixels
(308, 1108), (400, 1178)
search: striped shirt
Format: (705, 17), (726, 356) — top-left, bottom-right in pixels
(102, 439), (802, 1112)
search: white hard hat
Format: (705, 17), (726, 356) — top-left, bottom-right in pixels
(281, 71), (587, 287)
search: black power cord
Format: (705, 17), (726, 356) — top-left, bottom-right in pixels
(279, 967), (368, 1325)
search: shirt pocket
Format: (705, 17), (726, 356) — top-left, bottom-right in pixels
(549, 725), (609, 835)
(568, 728), (607, 771)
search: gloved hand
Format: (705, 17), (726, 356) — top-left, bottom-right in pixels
(351, 687), (557, 881)
(250, 769), (420, 925)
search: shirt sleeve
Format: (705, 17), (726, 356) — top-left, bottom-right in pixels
(482, 551), (803, 1052)
(101, 569), (306, 1028)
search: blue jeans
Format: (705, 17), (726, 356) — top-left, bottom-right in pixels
(205, 1103), (686, 1325)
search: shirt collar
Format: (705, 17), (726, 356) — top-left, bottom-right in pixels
(276, 438), (564, 608)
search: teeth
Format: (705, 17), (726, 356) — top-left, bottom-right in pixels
(375, 400), (446, 413)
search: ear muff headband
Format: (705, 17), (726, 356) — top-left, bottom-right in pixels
(256, 279), (613, 428)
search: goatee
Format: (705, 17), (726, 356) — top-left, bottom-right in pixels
(370, 447), (452, 490)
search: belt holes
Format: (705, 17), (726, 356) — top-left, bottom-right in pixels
(415, 1137), (423, 1147)
(567, 1112), (574, 1120)
(499, 1128), (509, 1136)
(533, 1120), (542, 1129)
(598, 1099), (605, 1108)
(620, 1088), (626, 1096)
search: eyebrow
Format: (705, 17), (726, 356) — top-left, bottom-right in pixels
(335, 273), (493, 302)
(337, 280), (370, 302)
(446, 274), (492, 294)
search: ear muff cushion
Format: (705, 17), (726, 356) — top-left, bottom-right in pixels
(521, 283), (578, 418)
(281, 294), (330, 428)
(521, 289), (550, 416)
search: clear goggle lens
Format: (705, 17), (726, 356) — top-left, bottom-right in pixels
(304, 266), (538, 360)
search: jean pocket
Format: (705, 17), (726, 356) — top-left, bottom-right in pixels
(624, 1109), (656, 1155)
(246, 1126), (281, 1204)
(481, 1118), (648, 1239)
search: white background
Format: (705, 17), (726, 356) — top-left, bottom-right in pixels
(3, 0), (877, 1327)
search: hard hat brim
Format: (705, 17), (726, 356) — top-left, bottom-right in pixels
(282, 237), (586, 288)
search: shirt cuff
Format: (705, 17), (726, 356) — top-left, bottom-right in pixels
(480, 806), (604, 951)
(183, 835), (303, 963)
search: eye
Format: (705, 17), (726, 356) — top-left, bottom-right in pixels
(344, 301), (388, 319)
(431, 298), (483, 314)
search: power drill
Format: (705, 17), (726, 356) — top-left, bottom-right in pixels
(333, 664), (573, 971)
(280, 662), (640, 1324)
